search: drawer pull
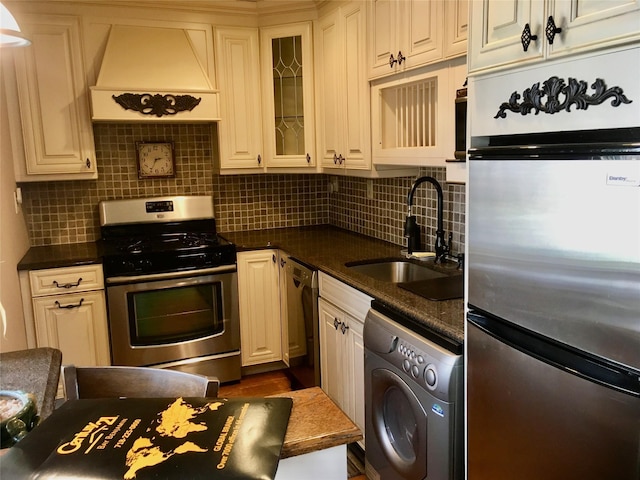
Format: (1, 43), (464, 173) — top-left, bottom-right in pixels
(340, 322), (349, 335)
(55, 298), (84, 309)
(53, 278), (83, 289)
(333, 318), (341, 330)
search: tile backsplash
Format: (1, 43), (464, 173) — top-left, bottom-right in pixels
(20, 123), (465, 253)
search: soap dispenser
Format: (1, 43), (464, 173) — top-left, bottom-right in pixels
(404, 210), (421, 254)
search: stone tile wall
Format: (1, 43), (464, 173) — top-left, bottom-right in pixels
(19, 123), (465, 253)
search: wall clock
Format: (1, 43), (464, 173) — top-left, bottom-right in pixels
(136, 141), (176, 179)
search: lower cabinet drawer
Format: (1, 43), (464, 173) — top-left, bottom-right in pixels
(319, 272), (372, 320)
(29, 264), (104, 296)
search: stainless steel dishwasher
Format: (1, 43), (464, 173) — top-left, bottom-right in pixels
(282, 255), (320, 389)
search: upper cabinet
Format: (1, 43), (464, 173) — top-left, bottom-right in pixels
(315, 2), (370, 172)
(469, 0), (640, 74)
(215, 27), (264, 170)
(216, 22), (317, 173)
(260, 22), (316, 169)
(7, 14), (97, 182)
(368, 0), (468, 80)
(371, 57), (467, 167)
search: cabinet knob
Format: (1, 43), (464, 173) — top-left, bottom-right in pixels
(333, 318), (340, 330)
(53, 278), (82, 289)
(86, 158), (91, 169)
(338, 154), (344, 165)
(333, 153), (338, 165)
(55, 298), (84, 309)
(272, 254), (276, 263)
(389, 51), (406, 68)
(520, 23), (538, 52)
(306, 153), (311, 164)
(545, 16), (562, 45)
(280, 257), (286, 268)
(257, 154), (262, 165)
(340, 322), (349, 335)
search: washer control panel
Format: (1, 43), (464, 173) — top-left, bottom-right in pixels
(398, 340), (440, 391)
(364, 308), (463, 401)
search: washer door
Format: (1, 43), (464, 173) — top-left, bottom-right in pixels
(371, 368), (427, 479)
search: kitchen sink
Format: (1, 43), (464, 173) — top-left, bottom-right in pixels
(345, 259), (448, 283)
(345, 258), (464, 300)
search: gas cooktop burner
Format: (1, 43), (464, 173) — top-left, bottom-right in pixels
(118, 239), (150, 254)
(112, 232), (219, 256)
(167, 233), (217, 249)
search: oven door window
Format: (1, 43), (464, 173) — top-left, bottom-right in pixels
(127, 282), (224, 345)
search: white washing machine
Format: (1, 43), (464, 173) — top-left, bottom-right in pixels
(364, 303), (463, 480)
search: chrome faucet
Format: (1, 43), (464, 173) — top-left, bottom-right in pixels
(404, 176), (450, 262)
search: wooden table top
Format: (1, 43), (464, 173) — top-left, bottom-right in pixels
(268, 387), (362, 459)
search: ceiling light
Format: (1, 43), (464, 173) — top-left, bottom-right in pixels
(0, 2), (30, 47)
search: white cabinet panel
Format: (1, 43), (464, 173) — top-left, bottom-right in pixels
(469, 0), (640, 73)
(215, 27), (263, 170)
(369, 0), (467, 79)
(260, 22), (316, 169)
(11, 14), (96, 181)
(237, 250), (282, 366)
(316, 3), (370, 171)
(318, 272), (371, 442)
(23, 264), (110, 397)
(29, 265), (104, 297)
(33, 291), (110, 367)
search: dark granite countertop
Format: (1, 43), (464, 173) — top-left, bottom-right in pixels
(17, 242), (102, 271)
(17, 226), (464, 344)
(220, 225), (464, 345)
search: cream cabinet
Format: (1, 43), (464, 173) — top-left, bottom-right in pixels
(368, 0), (468, 80)
(371, 57), (467, 166)
(318, 272), (372, 441)
(468, 0), (640, 74)
(216, 22), (317, 172)
(260, 22), (316, 169)
(8, 14), (97, 181)
(237, 250), (283, 366)
(315, 2), (370, 172)
(215, 27), (264, 171)
(23, 265), (110, 369)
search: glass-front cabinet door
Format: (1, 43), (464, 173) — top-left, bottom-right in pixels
(260, 22), (316, 168)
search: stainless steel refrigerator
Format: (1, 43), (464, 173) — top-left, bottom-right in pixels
(466, 128), (640, 480)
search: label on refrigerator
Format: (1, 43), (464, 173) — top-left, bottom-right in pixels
(606, 173), (640, 187)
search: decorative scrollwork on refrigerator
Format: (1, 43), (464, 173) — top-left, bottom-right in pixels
(495, 76), (632, 118)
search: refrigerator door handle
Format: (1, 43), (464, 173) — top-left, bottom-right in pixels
(467, 311), (640, 397)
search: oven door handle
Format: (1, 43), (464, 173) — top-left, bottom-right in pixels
(106, 265), (237, 284)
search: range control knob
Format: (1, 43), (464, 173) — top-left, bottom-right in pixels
(424, 364), (437, 389)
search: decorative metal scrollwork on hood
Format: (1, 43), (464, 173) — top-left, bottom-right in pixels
(112, 93), (202, 117)
(495, 76), (632, 118)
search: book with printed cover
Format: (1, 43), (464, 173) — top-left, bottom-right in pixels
(0, 396), (293, 479)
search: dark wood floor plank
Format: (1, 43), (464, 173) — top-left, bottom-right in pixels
(218, 370), (292, 397)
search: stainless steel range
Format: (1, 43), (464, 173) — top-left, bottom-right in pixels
(99, 196), (241, 383)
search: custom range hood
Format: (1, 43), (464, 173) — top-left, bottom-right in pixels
(90, 25), (219, 122)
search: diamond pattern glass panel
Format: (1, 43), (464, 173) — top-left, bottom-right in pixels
(272, 36), (305, 156)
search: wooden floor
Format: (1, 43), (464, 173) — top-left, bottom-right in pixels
(218, 369), (293, 397)
(218, 370), (366, 480)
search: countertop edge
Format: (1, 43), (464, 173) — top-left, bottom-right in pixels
(268, 387), (362, 459)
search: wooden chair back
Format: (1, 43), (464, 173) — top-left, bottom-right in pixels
(62, 365), (219, 400)
(0, 347), (62, 420)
